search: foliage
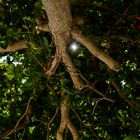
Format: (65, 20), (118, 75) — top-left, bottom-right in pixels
(0, 0), (140, 139)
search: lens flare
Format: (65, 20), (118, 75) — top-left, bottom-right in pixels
(69, 42), (79, 52)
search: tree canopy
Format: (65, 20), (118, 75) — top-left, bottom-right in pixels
(0, 0), (140, 140)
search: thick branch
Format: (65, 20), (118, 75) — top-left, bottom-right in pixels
(67, 120), (79, 140)
(71, 29), (120, 71)
(41, 0), (72, 35)
(56, 94), (79, 140)
(41, 0), (85, 90)
(0, 40), (28, 53)
(59, 36), (85, 90)
(56, 94), (69, 140)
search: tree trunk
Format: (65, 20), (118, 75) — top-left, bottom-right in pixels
(41, 0), (85, 89)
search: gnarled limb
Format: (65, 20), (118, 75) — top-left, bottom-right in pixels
(71, 29), (120, 71)
(56, 94), (79, 140)
(45, 47), (62, 76)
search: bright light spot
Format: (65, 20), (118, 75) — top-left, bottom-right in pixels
(21, 79), (27, 84)
(124, 49), (128, 53)
(69, 42), (79, 52)
(97, 11), (102, 16)
(121, 80), (126, 88)
(101, 42), (106, 47)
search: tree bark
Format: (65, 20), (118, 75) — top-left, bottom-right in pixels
(41, 0), (85, 90)
(41, 0), (81, 139)
(56, 94), (69, 140)
(56, 94), (79, 140)
(0, 41), (28, 53)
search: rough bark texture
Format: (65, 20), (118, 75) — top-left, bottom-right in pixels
(56, 94), (79, 140)
(41, 0), (72, 35)
(56, 95), (69, 140)
(40, 1), (121, 139)
(41, 0), (85, 90)
(45, 47), (61, 76)
(41, 0), (81, 139)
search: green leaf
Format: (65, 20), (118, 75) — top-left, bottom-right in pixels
(124, 136), (138, 140)
(4, 66), (14, 79)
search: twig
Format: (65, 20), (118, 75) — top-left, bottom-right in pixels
(71, 108), (83, 124)
(28, 50), (45, 70)
(0, 96), (34, 139)
(111, 80), (140, 112)
(94, 89), (115, 103)
(71, 108), (100, 140)
(65, 64), (114, 103)
(92, 98), (104, 115)
(74, 69), (115, 103)
(106, 4), (132, 35)
(46, 108), (59, 140)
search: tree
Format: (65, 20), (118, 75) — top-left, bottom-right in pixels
(0, 0), (140, 139)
